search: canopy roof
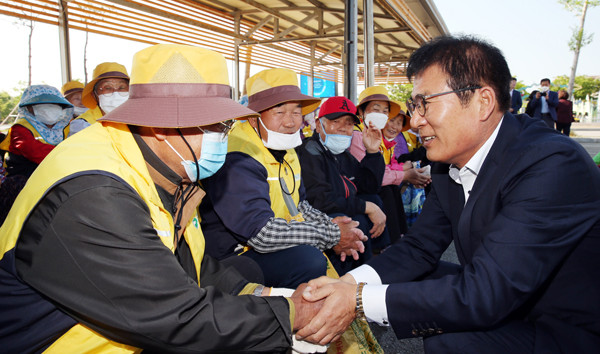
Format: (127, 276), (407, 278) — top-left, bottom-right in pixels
(1, 0), (447, 86)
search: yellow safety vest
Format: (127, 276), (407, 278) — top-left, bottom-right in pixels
(74, 106), (104, 125)
(379, 139), (395, 165)
(0, 122), (205, 353)
(227, 121), (303, 222)
(0, 118), (49, 152)
(402, 131), (421, 153)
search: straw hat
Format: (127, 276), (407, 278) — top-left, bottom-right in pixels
(246, 68), (320, 115)
(98, 44), (258, 128)
(357, 86), (400, 118)
(318, 96), (359, 124)
(61, 80), (84, 99)
(82, 62), (130, 109)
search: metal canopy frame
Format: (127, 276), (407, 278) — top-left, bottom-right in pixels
(0, 0), (447, 101)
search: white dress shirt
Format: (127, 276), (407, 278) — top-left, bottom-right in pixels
(349, 117), (504, 326)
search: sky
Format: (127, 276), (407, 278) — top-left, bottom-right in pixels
(434, 0), (600, 87)
(0, 0), (599, 94)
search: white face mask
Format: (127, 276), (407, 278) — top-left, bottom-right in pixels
(364, 112), (388, 130)
(539, 85), (550, 93)
(73, 106), (88, 116)
(98, 92), (129, 113)
(258, 118), (302, 150)
(32, 104), (65, 125)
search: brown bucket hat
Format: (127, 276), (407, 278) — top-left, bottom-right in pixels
(99, 44), (259, 128)
(246, 68), (321, 115)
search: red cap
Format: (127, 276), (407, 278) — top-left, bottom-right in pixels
(318, 96), (360, 124)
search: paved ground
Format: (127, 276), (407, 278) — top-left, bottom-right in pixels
(571, 122), (600, 158)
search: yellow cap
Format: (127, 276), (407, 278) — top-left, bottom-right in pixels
(61, 80), (84, 98)
(246, 68), (320, 115)
(357, 86), (400, 118)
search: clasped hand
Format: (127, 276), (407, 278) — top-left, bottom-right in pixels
(291, 274), (359, 345)
(331, 216), (367, 261)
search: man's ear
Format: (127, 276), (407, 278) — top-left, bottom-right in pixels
(478, 86), (496, 121)
(151, 127), (170, 141)
(314, 118), (322, 134)
(247, 117), (258, 129)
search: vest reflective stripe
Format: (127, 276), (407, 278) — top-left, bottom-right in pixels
(0, 122), (205, 351)
(227, 121), (303, 221)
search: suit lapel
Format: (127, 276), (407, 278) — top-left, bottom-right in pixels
(456, 116), (520, 261)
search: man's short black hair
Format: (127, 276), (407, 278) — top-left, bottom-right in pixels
(406, 35), (511, 112)
(512, 77), (517, 81)
(540, 78), (551, 84)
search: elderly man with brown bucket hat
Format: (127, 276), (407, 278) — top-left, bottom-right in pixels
(200, 68), (367, 288)
(0, 45), (323, 353)
(68, 62), (130, 136)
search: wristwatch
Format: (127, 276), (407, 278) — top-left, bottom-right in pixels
(355, 282), (367, 321)
(253, 285), (265, 297)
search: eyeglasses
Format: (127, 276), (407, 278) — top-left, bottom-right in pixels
(96, 85), (129, 95)
(407, 86), (482, 117)
(198, 120), (235, 136)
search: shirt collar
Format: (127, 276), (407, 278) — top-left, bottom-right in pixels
(449, 116), (504, 184)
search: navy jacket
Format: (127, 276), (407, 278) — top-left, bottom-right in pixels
(529, 90), (559, 121)
(368, 113), (600, 352)
(295, 134), (384, 217)
(510, 89), (522, 113)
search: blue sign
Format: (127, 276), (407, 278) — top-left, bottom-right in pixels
(300, 75), (336, 98)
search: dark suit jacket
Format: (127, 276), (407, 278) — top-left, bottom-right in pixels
(510, 89), (522, 113)
(529, 90), (559, 121)
(368, 113), (600, 352)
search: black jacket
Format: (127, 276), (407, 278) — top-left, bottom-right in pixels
(296, 135), (384, 216)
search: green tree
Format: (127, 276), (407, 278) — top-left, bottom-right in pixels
(0, 90), (22, 123)
(553, 75), (600, 100)
(385, 83), (413, 105)
(558, 0), (599, 96)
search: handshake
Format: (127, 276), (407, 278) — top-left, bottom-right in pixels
(273, 273), (362, 352)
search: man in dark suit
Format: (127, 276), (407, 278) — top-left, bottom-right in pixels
(295, 35), (600, 353)
(529, 78), (559, 129)
(509, 77), (522, 113)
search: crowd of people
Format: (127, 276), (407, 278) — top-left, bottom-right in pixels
(0, 35), (598, 353)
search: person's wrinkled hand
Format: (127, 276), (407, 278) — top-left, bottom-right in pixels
(290, 283), (324, 331)
(332, 216), (367, 261)
(404, 167), (432, 188)
(296, 281), (357, 345)
(365, 201), (386, 238)
(362, 122), (382, 154)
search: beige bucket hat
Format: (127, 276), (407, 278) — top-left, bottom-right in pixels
(99, 44), (259, 128)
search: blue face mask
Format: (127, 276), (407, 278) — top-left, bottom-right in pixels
(319, 119), (352, 155)
(165, 131), (228, 182)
